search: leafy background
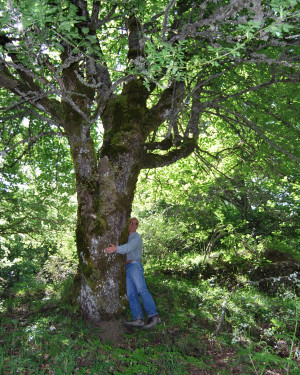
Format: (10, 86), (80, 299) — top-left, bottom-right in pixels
(0, 0), (299, 373)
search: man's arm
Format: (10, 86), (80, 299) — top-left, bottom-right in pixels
(115, 234), (142, 254)
(105, 233), (142, 254)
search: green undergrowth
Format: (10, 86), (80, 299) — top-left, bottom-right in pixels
(0, 258), (299, 375)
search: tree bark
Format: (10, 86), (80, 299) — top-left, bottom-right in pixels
(68, 132), (141, 320)
(66, 79), (148, 321)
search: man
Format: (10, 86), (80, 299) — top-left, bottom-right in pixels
(105, 218), (161, 328)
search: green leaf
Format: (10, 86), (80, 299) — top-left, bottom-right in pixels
(81, 27), (89, 35)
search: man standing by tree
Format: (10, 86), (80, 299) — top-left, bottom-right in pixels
(1, 0), (298, 322)
(105, 218), (161, 328)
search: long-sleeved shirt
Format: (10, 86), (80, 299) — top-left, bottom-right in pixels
(116, 232), (143, 262)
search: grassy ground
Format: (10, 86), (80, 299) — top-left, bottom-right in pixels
(0, 262), (299, 375)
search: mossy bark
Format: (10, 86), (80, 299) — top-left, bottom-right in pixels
(67, 80), (147, 322)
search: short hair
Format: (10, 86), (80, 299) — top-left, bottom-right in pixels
(130, 217), (139, 225)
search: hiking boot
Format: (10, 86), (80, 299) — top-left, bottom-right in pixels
(144, 315), (161, 329)
(124, 319), (144, 327)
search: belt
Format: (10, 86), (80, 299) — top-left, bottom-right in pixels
(126, 260), (134, 264)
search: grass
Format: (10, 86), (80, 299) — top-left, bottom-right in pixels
(0, 259), (299, 375)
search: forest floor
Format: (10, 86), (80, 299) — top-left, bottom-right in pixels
(1, 255), (299, 375)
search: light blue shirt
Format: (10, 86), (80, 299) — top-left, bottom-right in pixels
(116, 232), (143, 262)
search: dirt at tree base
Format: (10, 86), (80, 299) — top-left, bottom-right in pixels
(92, 319), (125, 343)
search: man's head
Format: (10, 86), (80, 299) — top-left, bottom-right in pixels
(129, 217), (139, 233)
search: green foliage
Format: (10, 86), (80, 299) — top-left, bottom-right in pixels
(0, 103), (77, 291)
(1, 136), (300, 370)
(0, 0), (299, 333)
(128, 118), (299, 372)
(134, 110), (299, 262)
(1, 0), (298, 237)
(36, 253), (77, 284)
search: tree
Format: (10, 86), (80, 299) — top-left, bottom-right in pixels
(0, 0), (299, 322)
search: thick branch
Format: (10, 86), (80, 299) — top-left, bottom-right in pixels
(93, 2), (118, 29)
(144, 138), (173, 151)
(145, 81), (185, 135)
(168, 0), (253, 44)
(69, 0), (89, 20)
(0, 61), (19, 90)
(127, 15), (145, 61)
(0, 63), (63, 121)
(141, 136), (197, 169)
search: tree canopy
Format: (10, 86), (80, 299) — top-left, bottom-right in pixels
(1, 0), (299, 167)
(0, 0), (299, 321)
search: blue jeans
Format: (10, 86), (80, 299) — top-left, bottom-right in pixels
(126, 261), (158, 320)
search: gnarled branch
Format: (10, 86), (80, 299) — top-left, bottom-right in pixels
(141, 136), (197, 169)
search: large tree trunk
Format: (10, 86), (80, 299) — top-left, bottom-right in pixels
(68, 82), (146, 322)
(69, 133), (141, 321)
